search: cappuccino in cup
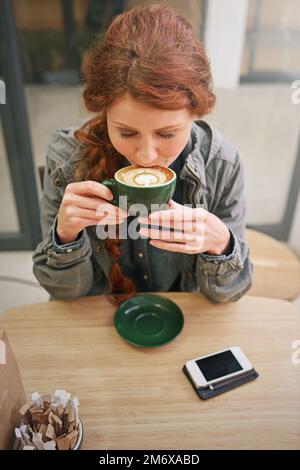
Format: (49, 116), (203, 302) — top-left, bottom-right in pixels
(115, 165), (174, 187)
(101, 164), (176, 214)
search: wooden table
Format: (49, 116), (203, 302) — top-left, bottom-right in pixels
(1, 293), (300, 450)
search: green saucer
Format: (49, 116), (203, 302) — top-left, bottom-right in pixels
(114, 293), (184, 348)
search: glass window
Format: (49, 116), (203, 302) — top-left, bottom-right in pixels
(241, 0), (300, 82)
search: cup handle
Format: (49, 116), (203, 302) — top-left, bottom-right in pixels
(101, 179), (118, 206)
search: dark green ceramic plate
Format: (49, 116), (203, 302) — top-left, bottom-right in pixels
(114, 293), (184, 348)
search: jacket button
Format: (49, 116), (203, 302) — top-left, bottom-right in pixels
(96, 245), (102, 253)
(54, 177), (62, 187)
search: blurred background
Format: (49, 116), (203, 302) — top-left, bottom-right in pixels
(0, 0), (299, 312)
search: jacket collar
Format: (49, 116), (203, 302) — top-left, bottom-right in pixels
(179, 120), (222, 190)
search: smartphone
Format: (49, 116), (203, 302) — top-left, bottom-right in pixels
(185, 346), (253, 389)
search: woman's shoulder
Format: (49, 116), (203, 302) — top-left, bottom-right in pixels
(45, 125), (86, 184)
(193, 120), (240, 169)
(46, 126), (82, 164)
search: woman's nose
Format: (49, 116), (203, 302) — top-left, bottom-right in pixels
(136, 142), (158, 165)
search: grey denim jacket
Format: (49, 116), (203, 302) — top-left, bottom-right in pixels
(32, 120), (253, 303)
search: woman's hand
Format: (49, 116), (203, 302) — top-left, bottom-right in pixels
(56, 181), (128, 244)
(138, 199), (231, 255)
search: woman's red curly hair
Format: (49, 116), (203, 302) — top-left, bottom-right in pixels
(74, 3), (216, 306)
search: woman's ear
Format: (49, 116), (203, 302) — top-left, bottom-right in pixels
(190, 111), (200, 121)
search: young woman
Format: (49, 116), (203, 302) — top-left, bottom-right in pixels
(33, 4), (253, 306)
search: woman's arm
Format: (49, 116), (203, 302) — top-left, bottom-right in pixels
(138, 151), (252, 303)
(32, 155), (95, 299)
(195, 153), (253, 303)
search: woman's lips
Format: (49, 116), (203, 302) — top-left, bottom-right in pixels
(137, 164), (159, 167)
(131, 160), (169, 167)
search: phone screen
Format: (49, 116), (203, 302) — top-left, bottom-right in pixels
(196, 350), (243, 381)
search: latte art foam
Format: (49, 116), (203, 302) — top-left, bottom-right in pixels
(116, 165), (173, 187)
(134, 173), (159, 186)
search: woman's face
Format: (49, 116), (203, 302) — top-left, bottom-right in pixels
(107, 92), (196, 167)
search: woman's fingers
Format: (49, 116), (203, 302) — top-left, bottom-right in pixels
(95, 201), (128, 220)
(140, 219), (200, 232)
(65, 181), (114, 201)
(139, 207), (206, 229)
(64, 206), (101, 220)
(75, 217), (126, 229)
(65, 194), (128, 217)
(63, 194), (128, 218)
(66, 194), (108, 210)
(139, 227), (198, 243)
(63, 206), (124, 223)
(149, 239), (202, 254)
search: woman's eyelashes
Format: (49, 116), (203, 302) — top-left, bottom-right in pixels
(119, 131), (176, 140)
